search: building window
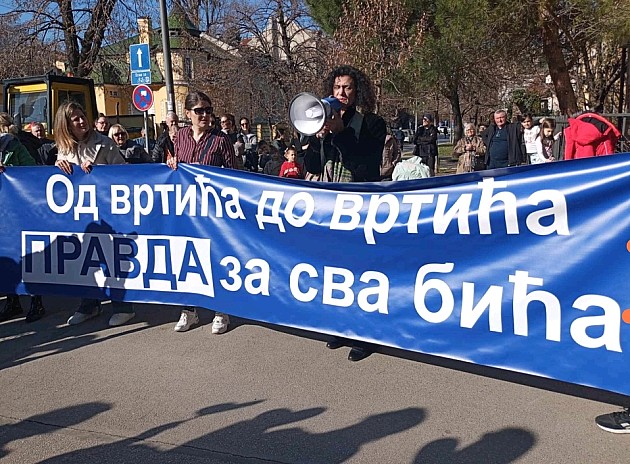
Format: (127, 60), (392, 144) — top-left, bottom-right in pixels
(184, 56), (193, 80)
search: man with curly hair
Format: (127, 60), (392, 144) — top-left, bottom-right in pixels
(302, 65), (386, 183)
(302, 65), (386, 362)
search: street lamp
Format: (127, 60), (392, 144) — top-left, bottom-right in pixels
(159, 0), (175, 113)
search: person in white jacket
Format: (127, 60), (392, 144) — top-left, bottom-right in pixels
(54, 102), (134, 328)
(531, 118), (561, 164)
(521, 114), (540, 164)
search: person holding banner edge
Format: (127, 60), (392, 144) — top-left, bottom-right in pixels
(0, 112), (45, 323)
(301, 65), (386, 361)
(53, 101), (136, 327)
(166, 91), (238, 335)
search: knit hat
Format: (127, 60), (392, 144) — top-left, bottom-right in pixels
(422, 113), (434, 123)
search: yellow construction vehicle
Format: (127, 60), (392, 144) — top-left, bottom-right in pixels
(2, 74), (97, 133)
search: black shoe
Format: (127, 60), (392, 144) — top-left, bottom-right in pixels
(326, 339), (344, 350)
(25, 297), (45, 323)
(0, 296), (23, 322)
(595, 409), (630, 433)
(348, 346), (372, 362)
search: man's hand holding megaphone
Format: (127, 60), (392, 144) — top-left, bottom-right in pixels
(317, 103), (344, 139)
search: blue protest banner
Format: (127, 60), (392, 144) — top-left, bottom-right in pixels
(1, 155), (630, 395)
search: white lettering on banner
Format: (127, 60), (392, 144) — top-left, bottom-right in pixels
(289, 263), (389, 313)
(111, 185), (131, 214)
(327, 178), (569, 245)
(134, 184), (154, 225)
(46, 175), (100, 220)
(46, 175), (74, 215)
(154, 184), (175, 213)
(364, 194), (399, 245)
(73, 185), (98, 220)
(402, 194), (434, 234)
(218, 256), (270, 295)
(22, 231), (214, 295)
(107, 177), (245, 223)
(256, 191), (314, 232)
(330, 194), (363, 231)
(413, 263), (622, 352)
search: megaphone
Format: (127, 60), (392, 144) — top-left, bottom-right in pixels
(289, 92), (342, 136)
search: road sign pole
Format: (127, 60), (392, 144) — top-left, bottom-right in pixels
(143, 111), (149, 153)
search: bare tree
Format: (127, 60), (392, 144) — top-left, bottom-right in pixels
(223, 0), (326, 126)
(2, 0), (123, 77)
(0, 13), (59, 79)
(328, 0), (425, 113)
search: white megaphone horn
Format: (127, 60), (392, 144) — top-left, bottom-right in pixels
(289, 92), (342, 136)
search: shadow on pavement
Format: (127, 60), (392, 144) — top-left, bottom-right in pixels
(231, 318), (630, 407)
(0, 401), (537, 463)
(413, 427), (536, 464)
(20, 405), (426, 464)
(0, 402), (111, 460)
(0, 300), (185, 372)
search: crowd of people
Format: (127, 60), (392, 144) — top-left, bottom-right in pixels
(0, 68), (625, 330)
(0, 66), (390, 351)
(0, 65), (628, 432)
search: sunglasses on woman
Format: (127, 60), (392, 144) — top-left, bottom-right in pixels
(192, 107), (213, 115)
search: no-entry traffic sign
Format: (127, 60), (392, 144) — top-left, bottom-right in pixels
(132, 84), (154, 112)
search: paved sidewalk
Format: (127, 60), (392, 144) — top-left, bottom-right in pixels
(0, 297), (628, 463)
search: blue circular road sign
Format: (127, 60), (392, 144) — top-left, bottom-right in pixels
(132, 84), (154, 112)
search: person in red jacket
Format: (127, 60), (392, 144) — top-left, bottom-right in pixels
(564, 112), (621, 160)
(279, 146), (303, 179)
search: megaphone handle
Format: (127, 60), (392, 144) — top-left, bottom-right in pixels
(320, 139), (326, 169)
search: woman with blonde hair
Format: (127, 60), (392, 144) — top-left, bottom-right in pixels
(108, 124), (151, 163)
(453, 123), (486, 173)
(54, 101), (125, 174)
(54, 102), (135, 327)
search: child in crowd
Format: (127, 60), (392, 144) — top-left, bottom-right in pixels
(532, 118), (560, 163)
(263, 145), (283, 176)
(279, 146), (303, 179)
(521, 113), (540, 164)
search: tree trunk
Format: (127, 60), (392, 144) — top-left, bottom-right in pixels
(444, 81), (462, 144)
(55, 0), (117, 77)
(539, 0), (578, 115)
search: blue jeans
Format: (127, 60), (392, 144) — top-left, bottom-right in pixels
(78, 298), (133, 314)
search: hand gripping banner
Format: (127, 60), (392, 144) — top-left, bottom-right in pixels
(1, 155), (630, 395)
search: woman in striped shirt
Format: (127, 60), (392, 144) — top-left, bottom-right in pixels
(167, 91), (237, 335)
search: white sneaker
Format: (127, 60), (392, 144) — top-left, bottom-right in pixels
(109, 312), (135, 327)
(174, 309), (199, 332)
(211, 313), (230, 334)
(67, 310), (100, 325)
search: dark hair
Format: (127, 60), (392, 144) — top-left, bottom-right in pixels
(222, 113), (236, 126)
(184, 91), (212, 111)
(540, 118), (556, 140)
(522, 113), (533, 121)
(240, 117), (250, 124)
(323, 65), (376, 113)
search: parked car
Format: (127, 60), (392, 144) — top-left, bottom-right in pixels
(437, 123), (449, 135)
